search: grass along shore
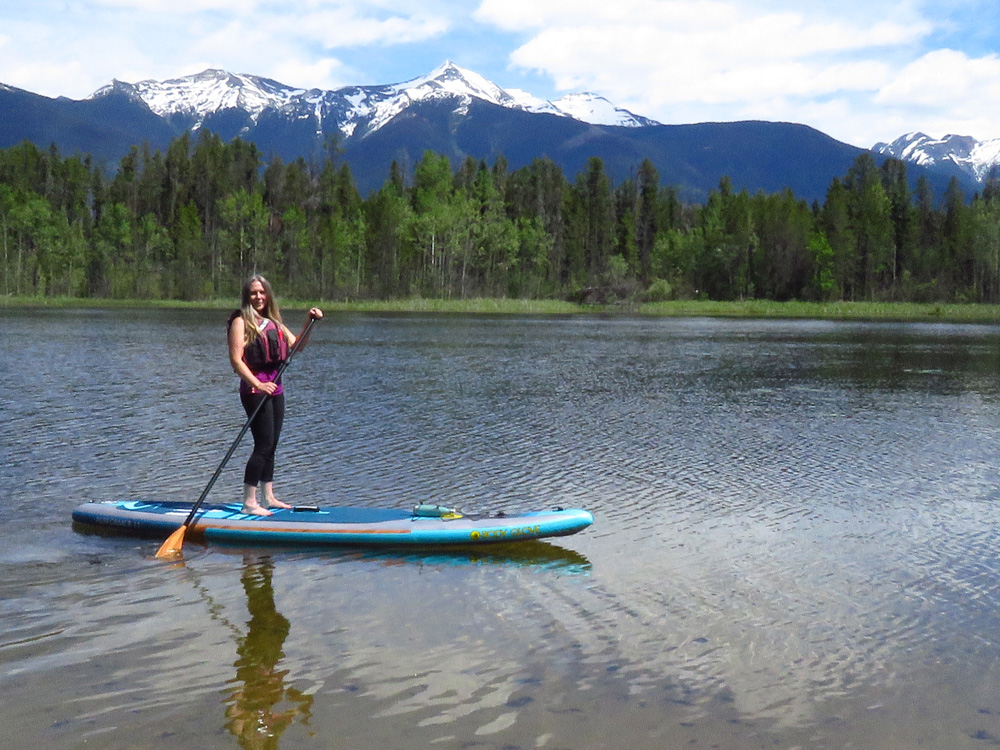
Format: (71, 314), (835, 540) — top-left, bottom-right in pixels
(3, 295), (1000, 322)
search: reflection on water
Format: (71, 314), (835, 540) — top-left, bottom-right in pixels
(223, 556), (313, 750)
(5, 310), (1000, 749)
(208, 539), (593, 575)
(214, 543), (591, 750)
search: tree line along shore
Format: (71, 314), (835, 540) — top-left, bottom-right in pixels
(3, 131), (1000, 310)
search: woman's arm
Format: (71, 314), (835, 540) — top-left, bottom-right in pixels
(228, 316), (278, 395)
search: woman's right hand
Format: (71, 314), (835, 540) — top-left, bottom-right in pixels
(255, 381), (279, 396)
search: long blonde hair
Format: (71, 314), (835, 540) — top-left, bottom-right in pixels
(238, 275), (284, 342)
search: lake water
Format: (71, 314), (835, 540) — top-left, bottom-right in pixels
(4, 308), (1000, 749)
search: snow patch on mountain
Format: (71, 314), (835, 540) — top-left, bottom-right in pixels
(874, 132), (1000, 183)
(549, 92), (656, 128)
(395, 61), (519, 109)
(972, 139), (1000, 180)
(93, 69), (303, 123)
(88, 61), (660, 137)
(505, 88), (562, 117)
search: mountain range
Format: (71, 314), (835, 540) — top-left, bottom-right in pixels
(874, 132), (1000, 185)
(0, 61), (989, 203)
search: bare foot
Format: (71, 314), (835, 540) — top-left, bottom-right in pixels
(241, 503), (273, 516)
(266, 498), (292, 509)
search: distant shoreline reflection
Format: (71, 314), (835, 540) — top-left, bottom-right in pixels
(223, 556), (314, 750)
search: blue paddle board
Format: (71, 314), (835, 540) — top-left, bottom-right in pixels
(72, 500), (594, 548)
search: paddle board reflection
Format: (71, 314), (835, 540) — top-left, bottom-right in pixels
(223, 555), (313, 750)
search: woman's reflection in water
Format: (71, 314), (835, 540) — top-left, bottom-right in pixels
(224, 555), (314, 749)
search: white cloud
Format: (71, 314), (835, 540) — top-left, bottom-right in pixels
(876, 48), (1000, 107)
(271, 58), (347, 90)
(866, 49), (1000, 140)
(4, 0), (1000, 147)
(93, 0), (253, 10)
(507, 17), (905, 102)
(476, 0), (951, 145)
(289, 9), (450, 46)
(0, 1), (456, 98)
(477, 0), (736, 30)
(170, 5), (450, 89)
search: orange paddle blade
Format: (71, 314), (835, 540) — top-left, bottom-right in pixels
(155, 524), (188, 559)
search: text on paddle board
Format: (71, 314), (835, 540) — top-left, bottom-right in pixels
(470, 525), (541, 541)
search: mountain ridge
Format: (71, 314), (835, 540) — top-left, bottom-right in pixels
(90, 61), (658, 138)
(0, 62), (984, 202)
(874, 132), (1000, 184)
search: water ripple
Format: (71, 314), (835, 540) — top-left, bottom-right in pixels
(7, 312), (1000, 748)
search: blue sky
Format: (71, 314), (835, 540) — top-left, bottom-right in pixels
(2, 0), (1000, 148)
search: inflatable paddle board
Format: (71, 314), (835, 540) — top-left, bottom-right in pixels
(72, 500), (594, 548)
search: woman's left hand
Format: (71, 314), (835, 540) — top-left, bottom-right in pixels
(308, 307), (324, 320)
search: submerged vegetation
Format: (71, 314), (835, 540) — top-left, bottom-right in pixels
(3, 133), (1000, 310)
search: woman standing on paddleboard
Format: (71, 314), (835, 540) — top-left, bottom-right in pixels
(228, 275), (323, 515)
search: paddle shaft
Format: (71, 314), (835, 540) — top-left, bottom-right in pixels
(179, 315), (317, 528)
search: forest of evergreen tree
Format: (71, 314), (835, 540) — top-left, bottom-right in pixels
(3, 130), (1000, 304)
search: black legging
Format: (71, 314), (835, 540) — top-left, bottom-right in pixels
(240, 392), (285, 487)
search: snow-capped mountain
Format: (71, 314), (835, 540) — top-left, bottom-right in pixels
(93, 70), (302, 121)
(874, 132), (1000, 183)
(90, 61), (658, 139)
(1, 62), (976, 204)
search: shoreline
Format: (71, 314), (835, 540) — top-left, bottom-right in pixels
(2, 295), (1000, 322)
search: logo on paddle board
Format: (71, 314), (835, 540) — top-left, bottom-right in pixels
(471, 525), (541, 541)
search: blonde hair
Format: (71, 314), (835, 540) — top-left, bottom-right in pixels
(238, 275), (284, 343)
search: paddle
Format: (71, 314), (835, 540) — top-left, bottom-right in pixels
(155, 314), (319, 559)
